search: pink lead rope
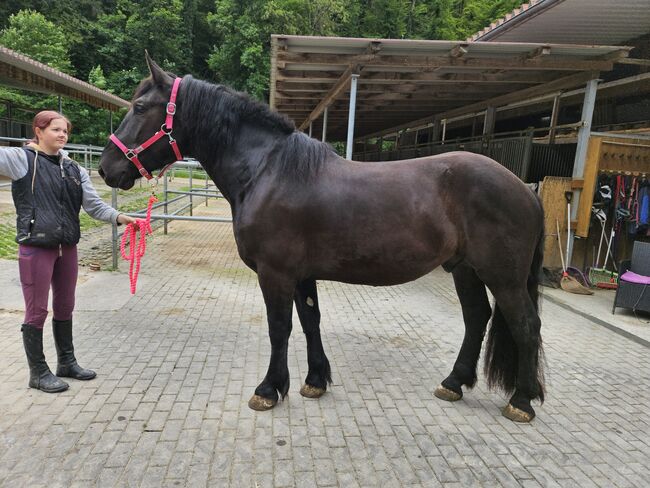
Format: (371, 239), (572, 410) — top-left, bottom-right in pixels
(120, 194), (158, 294)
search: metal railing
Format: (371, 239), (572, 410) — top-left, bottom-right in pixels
(109, 161), (231, 270)
(354, 126), (581, 183)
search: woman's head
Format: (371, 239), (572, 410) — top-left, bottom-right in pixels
(31, 111), (71, 154)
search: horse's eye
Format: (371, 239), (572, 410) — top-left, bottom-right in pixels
(133, 104), (145, 114)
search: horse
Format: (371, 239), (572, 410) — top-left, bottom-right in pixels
(99, 54), (546, 423)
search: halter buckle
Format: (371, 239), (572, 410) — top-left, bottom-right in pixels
(166, 102), (177, 115)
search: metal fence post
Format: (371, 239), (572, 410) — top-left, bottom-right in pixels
(205, 173), (209, 207)
(164, 173), (169, 235)
(189, 166), (193, 216)
(111, 188), (118, 270)
(520, 129), (534, 182)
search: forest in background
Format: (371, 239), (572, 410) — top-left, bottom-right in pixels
(0, 0), (524, 145)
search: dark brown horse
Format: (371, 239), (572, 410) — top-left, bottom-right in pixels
(99, 56), (545, 422)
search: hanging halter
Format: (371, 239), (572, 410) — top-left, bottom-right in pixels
(109, 77), (183, 181)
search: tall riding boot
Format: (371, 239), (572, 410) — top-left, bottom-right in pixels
(52, 319), (96, 380)
(21, 324), (69, 393)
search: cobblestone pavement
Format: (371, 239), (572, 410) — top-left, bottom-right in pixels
(1, 202), (649, 487)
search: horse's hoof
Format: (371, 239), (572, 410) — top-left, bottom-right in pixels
(502, 403), (535, 423)
(248, 395), (277, 411)
(300, 384), (326, 398)
(434, 384), (462, 402)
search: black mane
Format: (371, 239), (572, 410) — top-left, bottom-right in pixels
(178, 76), (335, 180)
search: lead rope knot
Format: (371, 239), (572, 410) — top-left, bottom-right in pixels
(120, 194), (158, 294)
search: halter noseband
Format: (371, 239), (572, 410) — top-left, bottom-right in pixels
(109, 77), (183, 181)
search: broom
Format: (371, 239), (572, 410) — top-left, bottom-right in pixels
(556, 219), (593, 295)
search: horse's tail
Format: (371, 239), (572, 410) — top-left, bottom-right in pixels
(484, 199), (545, 401)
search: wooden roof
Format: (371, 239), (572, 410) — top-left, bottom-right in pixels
(0, 46), (129, 111)
(269, 35), (631, 140)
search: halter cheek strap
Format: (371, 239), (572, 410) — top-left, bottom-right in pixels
(109, 77), (183, 180)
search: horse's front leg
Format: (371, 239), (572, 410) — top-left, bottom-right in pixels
(248, 268), (295, 411)
(294, 279), (331, 398)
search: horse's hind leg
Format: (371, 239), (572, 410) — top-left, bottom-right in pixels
(435, 263), (492, 402)
(248, 268), (295, 411)
(294, 279), (332, 398)
(488, 284), (543, 422)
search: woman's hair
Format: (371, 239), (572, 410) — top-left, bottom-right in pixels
(30, 110), (72, 144)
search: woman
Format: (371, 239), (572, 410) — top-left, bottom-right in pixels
(0, 110), (136, 393)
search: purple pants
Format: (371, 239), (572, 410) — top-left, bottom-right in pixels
(18, 244), (78, 329)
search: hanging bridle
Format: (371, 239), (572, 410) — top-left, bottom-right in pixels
(109, 77), (183, 181)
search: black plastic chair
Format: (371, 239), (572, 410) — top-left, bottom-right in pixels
(612, 241), (650, 314)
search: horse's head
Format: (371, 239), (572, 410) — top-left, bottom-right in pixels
(99, 53), (185, 190)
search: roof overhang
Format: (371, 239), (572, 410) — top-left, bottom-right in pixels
(270, 35), (630, 141)
(0, 45), (130, 111)
(470, 0), (650, 45)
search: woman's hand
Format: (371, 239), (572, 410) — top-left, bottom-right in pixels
(117, 214), (139, 228)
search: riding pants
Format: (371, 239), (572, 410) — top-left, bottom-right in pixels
(18, 244), (78, 329)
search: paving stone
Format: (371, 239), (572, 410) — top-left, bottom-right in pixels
(1, 203), (650, 487)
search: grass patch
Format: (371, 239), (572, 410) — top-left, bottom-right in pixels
(0, 222), (17, 259)
(169, 169), (208, 180)
(118, 194), (157, 214)
(79, 212), (105, 231)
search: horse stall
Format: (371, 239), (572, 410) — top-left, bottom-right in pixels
(540, 133), (650, 274)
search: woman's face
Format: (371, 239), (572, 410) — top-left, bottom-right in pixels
(35, 118), (69, 154)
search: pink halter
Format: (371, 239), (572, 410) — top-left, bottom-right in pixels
(109, 77), (183, 180)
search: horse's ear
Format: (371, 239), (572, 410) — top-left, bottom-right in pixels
(145, 50), (172, 86)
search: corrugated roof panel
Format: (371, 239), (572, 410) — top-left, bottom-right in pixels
(471, 0), (650, 45)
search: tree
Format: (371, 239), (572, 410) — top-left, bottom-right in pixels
(0, 9), (74, 74)
(207, 0), (349, 101)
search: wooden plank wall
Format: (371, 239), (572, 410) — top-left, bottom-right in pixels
(540, 177), (572, 268)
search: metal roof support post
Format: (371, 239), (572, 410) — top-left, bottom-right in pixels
(322, 107), (328, 142)
(567, 77), (599, 266)
(432, 119), (441, 143)
(58, 95), (63, 114)
(346, 74), (360, 160)
(483, 106), (496, 136)
(441, 119), (447, 144)
(308, 122), (312, 138)
(549, 94), (561, 144)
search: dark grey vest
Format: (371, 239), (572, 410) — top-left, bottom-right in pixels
(12, 147), (83, 247)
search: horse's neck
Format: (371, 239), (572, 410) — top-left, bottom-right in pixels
(193, 123), (282, 211)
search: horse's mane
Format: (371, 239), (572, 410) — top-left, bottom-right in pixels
(172, 75), (335, 180)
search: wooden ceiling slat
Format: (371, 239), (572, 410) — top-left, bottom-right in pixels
(270, 35), (630, 140)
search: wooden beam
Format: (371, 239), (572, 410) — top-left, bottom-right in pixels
(293, 41), (388, 130)
(449, 44), (468, 58)
(298, 64), (361, 130)
(276, 52), (615, 71)
(525, 45), (551, 60)
(615, 58), (650, 67)
(438, 71), (599, 120)
(277, 69), (549, 85)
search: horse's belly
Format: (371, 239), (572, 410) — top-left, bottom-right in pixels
(317, 257), (443, 286)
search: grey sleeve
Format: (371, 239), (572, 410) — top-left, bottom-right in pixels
(79, 165), (120, 224)
(0, 147), (29, 180)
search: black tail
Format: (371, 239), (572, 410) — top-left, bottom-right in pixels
(484, 205), (545, 402)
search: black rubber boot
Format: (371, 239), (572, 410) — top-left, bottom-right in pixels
(21, 324), (69, 393)
(53, 319), (96, 380)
